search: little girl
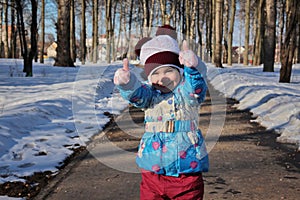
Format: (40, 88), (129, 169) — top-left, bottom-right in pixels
(114, 34), (209, 200)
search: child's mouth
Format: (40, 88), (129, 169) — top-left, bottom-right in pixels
(152, 83), (166, 88)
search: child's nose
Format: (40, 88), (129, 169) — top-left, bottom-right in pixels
(158, 76), (169, 85)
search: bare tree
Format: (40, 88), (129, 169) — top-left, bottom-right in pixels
(3, 0), (9, 58)
(189, 0), (197, 51)
(40, 0), (45, 63)
(111, 1), (118, 62)
(54, 0), (74, 67)
(16, 0), (39, 76)
(185, 0), (190, 41)
(70, 0), (76, 62)
(159, 0), (176, 25)
(197, 0), (204, 59)
(0, 4), (3, 57)
(277, 0), (285, 64)
(223, 0), (229, 64)
(227, 0), (236, 66)
(243, 0), (250, 66)
(141, 0), (150, 36)
(279, 0), (299, 82)
(92, 0), (99, 63)
(263, 0), (277, 72)
(214, 0), (223, 67)
(80, 0), (86, 64)
(105, 0), (112, 63)
(10, 0), (16, 58)
(253, 0), (264, 66)
(140, 0), (155, 37)
(205, 0), (213, 61)
(297, 5), (300, 63)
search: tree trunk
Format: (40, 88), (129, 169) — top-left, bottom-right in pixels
(223, 0), (229, 64)
(185, 0), (190, 42)
(297, 11), (300, 63)
(253, 0), (264, 66)
(278, 0), (285, 64)
(148, 0), (155, 36)
(212, 0), (216, 63)
(197, 0), (203, 59)
(16, 2), (26, 60)
(142, 0), (149, 36)
(214, 0), (223, 67)
(54, 0), (74, 67)
(10, 0), (16, 58)
(279, 0), (298, 83)
(263, 0), (277, 72)
(243, 0), (250, 66)
(181, 0), (186, 39)
(70, 0), (76, 63)
(227, 0), (235, 66)
(80, 0), (86, 64)
(106, 0), (112, 63)
(128, 0), (134, 58)
(16, 0), (38, 76)
(205, 0), (213, 61)
(111, 2), (118, 62)
(92, 0), (99, 63)
(17, 0), (38, 77)
(27, 0), (38, 75)
(0, 5), (3, 57)
(159, 0), (166, 25)
(3, 0), (9, 58)
(40, 0), (45, 63)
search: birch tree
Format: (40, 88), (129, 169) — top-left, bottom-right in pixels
(159, 0), (176, 25)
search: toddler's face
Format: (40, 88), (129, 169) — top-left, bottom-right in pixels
(150, 66), (181, 93)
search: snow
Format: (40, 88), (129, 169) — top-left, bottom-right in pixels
(0, 59), (129, 186)
(207, 63), (300, 149)
(0, 59), (299, 198)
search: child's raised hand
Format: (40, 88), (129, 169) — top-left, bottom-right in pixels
(114, 58), (130, 85)
(179, 40), (198, 68)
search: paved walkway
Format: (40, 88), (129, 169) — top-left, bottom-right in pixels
(35, 86), (300, 200)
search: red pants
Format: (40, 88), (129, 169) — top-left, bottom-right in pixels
(140, 170), (204, 200)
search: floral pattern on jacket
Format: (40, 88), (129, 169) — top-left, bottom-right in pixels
(117, 66), (209, 177)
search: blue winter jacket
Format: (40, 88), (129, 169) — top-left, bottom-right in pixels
(117, 66), (209, 177)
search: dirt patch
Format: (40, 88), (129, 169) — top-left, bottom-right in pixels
(0, 146), (86, 199)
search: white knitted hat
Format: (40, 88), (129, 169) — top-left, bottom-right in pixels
(139, 35), (182, 77)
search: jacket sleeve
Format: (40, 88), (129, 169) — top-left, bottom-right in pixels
(195, 57), (207, 80)
(182, 66), (207, 104)
(117, 72), (153, 108)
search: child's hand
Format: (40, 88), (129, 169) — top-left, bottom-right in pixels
(114, 58), (130, 85)
(179, 40), (198, 68)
